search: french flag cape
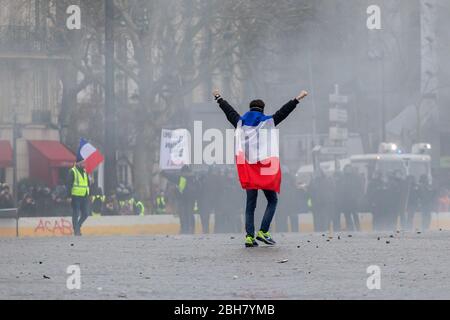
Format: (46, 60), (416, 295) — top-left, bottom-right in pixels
(235, 111), (281, 193)
(77, 138), (105, 174)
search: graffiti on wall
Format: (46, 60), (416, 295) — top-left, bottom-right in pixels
(34, 218), (73, 235)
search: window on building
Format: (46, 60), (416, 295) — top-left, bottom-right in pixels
(118, 163), (129, 185)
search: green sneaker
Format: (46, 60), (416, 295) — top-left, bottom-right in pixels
(245, 235), (258, 248)
(256, 230), (276, 245)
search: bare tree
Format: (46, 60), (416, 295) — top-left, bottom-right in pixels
(46, 0), (106, 150)
(112, 0), (312, 200)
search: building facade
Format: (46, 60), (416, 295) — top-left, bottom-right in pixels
(0, 0), (75, 191)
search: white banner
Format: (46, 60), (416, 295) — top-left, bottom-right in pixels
(159, 129), (191, 170)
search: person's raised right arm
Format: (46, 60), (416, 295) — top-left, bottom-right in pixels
(213, 89), (240, 128)
(272, 90), (308, 126)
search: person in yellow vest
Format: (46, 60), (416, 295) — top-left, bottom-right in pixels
(133, 198), (145, 216)
(129, 197), (135, 208)
(67, 159), (90, 236)
(91, 192), (105, 217)
(155, 190), (166, 215)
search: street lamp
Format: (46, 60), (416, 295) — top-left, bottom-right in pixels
(12, 112), (21, 207)
(104, 0), (117, 194)
(368, 49), (386, 143)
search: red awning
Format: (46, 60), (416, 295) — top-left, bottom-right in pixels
(28, 140), (76, 187)
(0, 140), (13, 167)
(28, 140), (76, 167)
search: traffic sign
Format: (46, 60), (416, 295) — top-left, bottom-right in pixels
(321, 146), (348, 155)
(329, 108), (348, 123)
(329, 127), (348, 140)
(329, 94), (349, 104)
(329, 84), (349, 104)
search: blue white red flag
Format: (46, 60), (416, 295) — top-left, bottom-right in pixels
(77, 138), (104, 174)
(235, 112), (281, 192)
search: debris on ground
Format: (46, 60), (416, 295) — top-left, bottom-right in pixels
(277, 259), (288, 264)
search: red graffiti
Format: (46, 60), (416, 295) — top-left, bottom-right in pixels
(34, 218), (73, 236)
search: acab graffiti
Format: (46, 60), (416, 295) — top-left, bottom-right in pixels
(34, 218), (73, 236)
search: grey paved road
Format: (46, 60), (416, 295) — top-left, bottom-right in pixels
(1, 232), (450, 299)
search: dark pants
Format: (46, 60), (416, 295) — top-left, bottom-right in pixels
(343, 211), (360, 231)
(405, 207), (417, 230)
(199, 211), (210, 234)
(372, 208), (384, 231)
(71, 196), (90, 234)
(285, 214), (299, 232)
(313, 203), (334, 232)
(422, 210), (432, 230)
(178, 200), (195, 234)
(333, 209), (341, 231)
(245, 189), (278, 237)
(197, 199), (211, 233)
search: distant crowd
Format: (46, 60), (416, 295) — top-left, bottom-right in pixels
(0, 183), (13, 209)
(157, 165), (450, 233)
(305, 165), (444, 232)
(0, 182), (146, 217)
(12, 183), (145, 217)
(1, 165), (450, 233)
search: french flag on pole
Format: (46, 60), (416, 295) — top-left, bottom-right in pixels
(235, 112), (281, 193)
(77, 138), (105, 174)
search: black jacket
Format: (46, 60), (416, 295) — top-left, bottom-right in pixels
(216, 98), (300, 128)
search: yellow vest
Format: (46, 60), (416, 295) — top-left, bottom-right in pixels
(156, 196), (166, 208)
(178, 176), (187, 194)
(71, 167), (89, 197)
(135, 201), (145, 216)
(91, 195), (105, 202)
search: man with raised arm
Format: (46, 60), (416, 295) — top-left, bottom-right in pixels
(213, 89), (308, 247)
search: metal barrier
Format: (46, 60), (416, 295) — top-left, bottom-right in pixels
(0, 208), (19, 237)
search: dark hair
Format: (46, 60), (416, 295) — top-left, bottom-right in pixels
(249, 99), (265, 111)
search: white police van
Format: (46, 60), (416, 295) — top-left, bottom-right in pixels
(295, 143), (432, 187)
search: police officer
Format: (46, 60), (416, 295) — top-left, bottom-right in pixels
(338, 165), (361, 231)
(367, 170), (386, 231)
(385, 170), (406, 231)
(418, 174), (436, 231)
(214, 168), (229, 233)
(195, 173), (210, 233)
(162, 166), (195, 234)
(67, 158), (90, 236)
(405, 175), (420, 230)
(309, 169), (335, 232)
(276, 172), (298, 232)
